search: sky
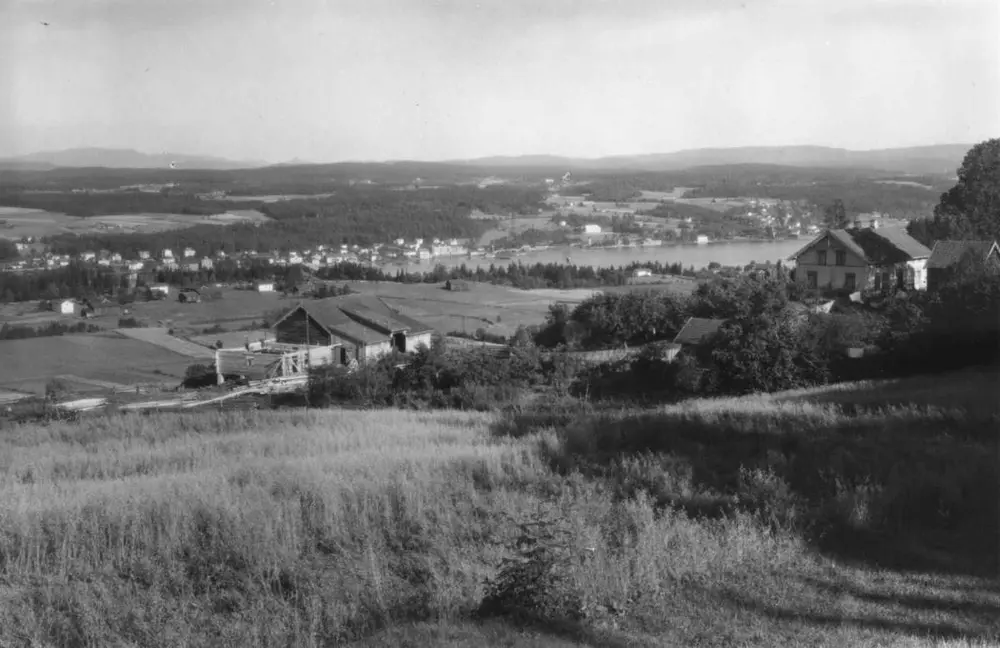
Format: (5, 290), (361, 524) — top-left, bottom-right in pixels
(0, 0), (997, 163)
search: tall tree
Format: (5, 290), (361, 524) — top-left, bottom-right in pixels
(909, 139), (1000, 243)
(823, 199), (848, 229)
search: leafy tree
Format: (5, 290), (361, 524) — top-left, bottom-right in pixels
(823, 199), (848, 229)
(909, 139), (1000, 243)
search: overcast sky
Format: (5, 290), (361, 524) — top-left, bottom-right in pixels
(1, 0), (997, 163)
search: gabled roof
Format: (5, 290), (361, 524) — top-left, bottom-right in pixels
(272, 296), (434, 347)
(789, 226), (931, 265)
(926, 240), (1000, 270)
(673, 317), (726, 345)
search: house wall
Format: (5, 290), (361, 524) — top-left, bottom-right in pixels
(406, 331), (434, 352)
(906, 259), (928, 291)
(794, 235), (871, 291)
(275, 309), (334, 346)
(359, 340), (394, 363)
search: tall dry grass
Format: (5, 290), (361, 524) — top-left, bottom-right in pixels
(0, 408), (804, 647)
(0, 368), (996, 646)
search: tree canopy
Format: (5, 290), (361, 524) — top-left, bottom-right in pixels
(909, 139), (1000, 244)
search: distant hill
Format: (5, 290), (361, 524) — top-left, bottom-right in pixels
(0, 148), (266, 171)
(451, 144), (971, 175)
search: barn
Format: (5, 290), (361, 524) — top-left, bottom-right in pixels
(272, 296), (435, 365)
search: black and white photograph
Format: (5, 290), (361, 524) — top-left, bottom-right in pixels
(0, 0), (998, 645)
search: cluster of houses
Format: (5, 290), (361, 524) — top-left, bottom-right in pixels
(2, 236), (483, 276)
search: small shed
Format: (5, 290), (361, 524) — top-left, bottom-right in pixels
(178, 289), (201, 304)
(446, 279), (471, 291)
(255, 281), (275, 293)
(58, 299), (78, 315)
(673, 317), (726, 346)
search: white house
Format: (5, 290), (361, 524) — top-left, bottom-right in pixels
(696, 235), (710, 245)
(149, 283), (170, 296)
(81, 251), (96, 261)
(255, 281), (275, 293)
(632, 268), (652, 278)
(58, 299), (78, 315)
(161, 249), (174, 260)
(139, 250), (151, 259)
(183, 247), (196, 258)
(200, 257), (214, 270)
(583, 224), (602, 235)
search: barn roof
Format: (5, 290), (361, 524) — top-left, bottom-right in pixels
(789, 226), (931, 265)
(926, 240), (999, 269)
(273, 295), (433, 347)
(673, 317), (726, 345)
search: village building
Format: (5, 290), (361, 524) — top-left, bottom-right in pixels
(271, 296), (434, 365)
(255, 281), (275, 293)
(56, 298), (79, 315)
(582, 224), (602, 235)
(149, 283), (170, 296)
(925, 240), (1000, 291)
(662, 317), (727, 362)
(178, 289), (201, 303)
(183, 247), (196, 258)
(199, 257), (214, 270)
(789, 224), (931, 294)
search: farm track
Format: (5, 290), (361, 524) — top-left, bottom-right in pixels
(115, 327), (215, 359)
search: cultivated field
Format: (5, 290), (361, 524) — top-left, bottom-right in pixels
(0, 332), (194, 395)
(124, 289), (290, 333)
(476, 215), (561, 247)
(344, 280), (559, 336)
(0, 206), (269, 239)
(0, 368), (995, 646)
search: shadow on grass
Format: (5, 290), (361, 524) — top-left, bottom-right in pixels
(495, 385), (999, 579)
(721, 592), (1000, 641)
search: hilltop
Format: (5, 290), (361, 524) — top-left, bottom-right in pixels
(0, 147), (266, 171)
(0, 366), (995, 647)
(0, 143), (969, 175)
(453, 144), (971, 175)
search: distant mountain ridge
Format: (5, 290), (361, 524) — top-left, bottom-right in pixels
(450, 144), (972, 175)
(0, 144), (972, 174)
(0, 148), (266, 171)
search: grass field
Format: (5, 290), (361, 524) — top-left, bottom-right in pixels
(0, 367), (995, 646)
(0, 332), (194, 395)
(0, 206), (269, 239)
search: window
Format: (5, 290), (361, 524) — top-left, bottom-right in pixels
(817, 250), (827, 266)
(807, 271), (818, 289)
(835, 250), (846, 266)
(844, 272), (856, 291)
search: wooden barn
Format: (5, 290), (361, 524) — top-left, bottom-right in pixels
(272, 296), (435, 365)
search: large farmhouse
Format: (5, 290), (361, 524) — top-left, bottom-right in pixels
(789, 225), (931, 294)
(271, 296), (435, 365)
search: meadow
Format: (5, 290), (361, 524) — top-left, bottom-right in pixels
(0, 206), (269, 240)
(0, 367), (995, 646)
(0, 333), (193, 396)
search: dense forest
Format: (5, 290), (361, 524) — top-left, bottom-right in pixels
(0, 190), (240, 218)
(36, 185), (546, 256)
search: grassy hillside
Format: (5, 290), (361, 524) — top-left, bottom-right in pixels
(0, 368), (996, 646)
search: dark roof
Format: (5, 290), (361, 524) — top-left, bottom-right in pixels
(790, 226), (931, 265)
(273, 295), (433, 347)
(673, 317), (726, 345)
(926, 240), (999, 270)
(336, 295), (434, 334)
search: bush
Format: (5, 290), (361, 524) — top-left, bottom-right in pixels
(182, 363), (217, 389)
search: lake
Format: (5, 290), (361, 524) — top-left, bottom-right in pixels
(384, 239), (807, 273)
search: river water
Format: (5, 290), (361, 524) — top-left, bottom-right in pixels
(383, 239), (807, 273)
